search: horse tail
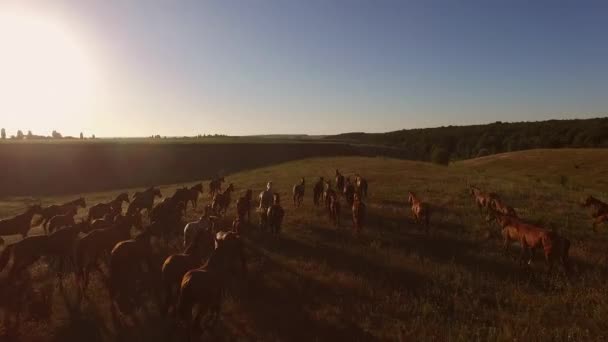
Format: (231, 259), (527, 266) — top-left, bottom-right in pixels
(0, 243), (14, 273)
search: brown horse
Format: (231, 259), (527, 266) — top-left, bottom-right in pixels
(408, 192), (431, 233)
(469, 186), (500, 216)
(177, 232), (246, 338)
(209, 177), (225, 198)
(593, 213), (608, 232)
(267, 193), (285, 235)
(0, 205), (42, 239)
(355, 175), (368, 198)
(335, 170), (345, 195)
(109, 228), (156, 315)
(352, 193), (366, 233)
(489, 198), (517, 218)
(328, 193), (341, 227)
(323, 181), (336, 211)
(343, 178), (355, 207)
(0, 235), (48, 280)
(88, 193), (129, 222)
(495, 214), (570, 270)
(212, 183), (234, 216)
(313, 177), (324, 206)
(292, 178), (305, 207)
(185, 184), (204, 209)
(40, 198), (86, 233)
(582, 195), (608, 220)
(161, 228), (215, 317)
(74, 213), (141, 292)
(236, 190), (253, 224)
(151, 196), (185, 226)
(47, 207), (78, 234)
(128, 188), (162, 216)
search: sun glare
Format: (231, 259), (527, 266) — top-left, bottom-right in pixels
(0, 9), (99, 134)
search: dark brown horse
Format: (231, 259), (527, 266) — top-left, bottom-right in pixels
(47, 207), (78, 234)
(352, 193), (366, 233)
(177, 231), (246, 339)
(0, 205), (42, 239)
(313, 177), (324, 206)
(593, 213), (608, 232)
(88, 193), (130, 222)
(343, 178), (355, 207)
(236, 190), (253, 224)
(469, 186), (500, 216)
(151, 196), (185, 228)
(128, 188), (162, 216)
(161, 228), (215, 317)
(109, 228), (156, 315)
(582, 195), (608, 222)
(212, 183), (234, 216)
(335, 170), (345, 195)
(209, 177), (225, 198)
(292, 178), (305, 207)
(328, 193), (341, 227)
(267, 193), (285, 235)
(0, 235), (48, 280)
(74, 213), (141, 292)
(185, 184), (204, 209)
(40, 198), (86, 233)
(46, 221), (88, 281)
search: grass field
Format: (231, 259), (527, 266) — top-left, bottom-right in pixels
(1, 149), (608, 341)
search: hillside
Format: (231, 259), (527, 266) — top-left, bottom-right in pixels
(325, 117), (608, 162)
(1, 149), (608, 341)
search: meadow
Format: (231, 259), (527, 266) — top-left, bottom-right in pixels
(1, 148), (608, 341)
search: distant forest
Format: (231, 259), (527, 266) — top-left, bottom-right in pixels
(325, 117), (608, 164)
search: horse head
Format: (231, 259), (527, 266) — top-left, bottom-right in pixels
(273, 193), (281, 205)
(77, 197), (87, 208)
(154, 188), (162, 198)
(407, 192), (416, 204)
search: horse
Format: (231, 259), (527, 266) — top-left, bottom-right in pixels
(593, 213), (608, 232)
(495, 214), (570, 271)
(343, 178), (355, 207)
(185, 184), (204, 209)
(323, 181), (336, 211)
(151, 197), (185, 226)
(408, 192), (431, 233)
(352, 193), (366, 233)
(128, 188), (162, 216)
(183, 205), (216, 248)
(0, 235), (48, 280)
(74, 213), (142, 292)
(355, 175), (368, 198)
(40, 198), (86, 233)
(258, 182), (274, 230)
(209, 177), (225, 198)
(0, 205), (42, 239)
(582, 195), (608, 218)
(335, 170), (345, 195)
(292, 178), (305, 207)
(161, 228), (215, 317)
(328, 193), (341, 227)
(313, 177), (324, 206)
(489, 198), (517, 218)
(267, 193), (285, 235)
(88, 193), (130, 222)
(109, 228), (156, 315)
(45, 221), (88, 281)
(177, 232), (246, 339)
(212, 183), (234, 216)
(236, 190), (253, 224)
(47, 207), (78, 234)
(469, 186), (500, 216)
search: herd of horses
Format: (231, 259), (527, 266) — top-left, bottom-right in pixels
(0, 168), (607, 339)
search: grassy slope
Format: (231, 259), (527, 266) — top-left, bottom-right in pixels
(2, 149), (608, 341)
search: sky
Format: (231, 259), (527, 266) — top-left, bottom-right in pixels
(1, 0), (607, 137)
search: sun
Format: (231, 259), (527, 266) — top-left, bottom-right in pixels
(0, 9), (100, 135)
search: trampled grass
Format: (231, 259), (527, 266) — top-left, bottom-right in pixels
(1, 149), (608, 341)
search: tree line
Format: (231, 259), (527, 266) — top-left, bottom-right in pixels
(0, 128), (94, 140)
(325, 117), (608, 165)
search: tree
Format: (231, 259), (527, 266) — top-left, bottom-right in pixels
(91, 134), (95, 139)
(431, 146), (450, 166)
(80, 132), (84, 139)
(17, 130), (24, 139)
(1, 128), (5, 140)
(27, 130), (33, 139)
(52, 130), (62, 139)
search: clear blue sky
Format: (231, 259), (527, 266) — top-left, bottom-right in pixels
(2, 0), (608, 136)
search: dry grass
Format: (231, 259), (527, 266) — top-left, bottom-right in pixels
(1, 150), (608, 341)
